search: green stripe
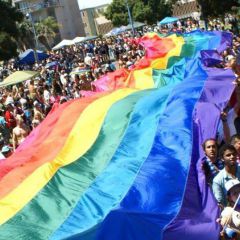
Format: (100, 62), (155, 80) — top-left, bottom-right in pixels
(166, 36), (195, 69)
(179, 35), (196, 57)
(0, 90), (149, 240)
(153, 59), (186, 88)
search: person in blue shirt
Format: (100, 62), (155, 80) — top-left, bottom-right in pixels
(213, 144), (240, 208)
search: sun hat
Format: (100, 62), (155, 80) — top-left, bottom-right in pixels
(225, 179), (240, 193)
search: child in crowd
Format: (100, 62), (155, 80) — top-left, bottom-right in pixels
(219, 179), (240, 240)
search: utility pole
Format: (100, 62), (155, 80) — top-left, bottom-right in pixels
(26, 12), (39, 63)
(238, 0), (240, 33)
(125, 0), (135, 36)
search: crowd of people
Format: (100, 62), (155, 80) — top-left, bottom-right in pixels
(158, 16), (239, 34)
(199, 32), (240, 239)
(0, 30), (148, 155)
(0, 21), (240, 238)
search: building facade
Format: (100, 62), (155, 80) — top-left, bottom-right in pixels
(54, 0), (85, 39)
(13, 0), (85, 42)
(80, 4), (113, 36)
(172, 0), (201, 20)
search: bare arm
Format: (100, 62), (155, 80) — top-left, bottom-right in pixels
(221, 112), (231, 143)
(12, 129), (18, 151)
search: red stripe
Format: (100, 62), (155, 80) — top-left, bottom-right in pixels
(0, 94), (105, 199)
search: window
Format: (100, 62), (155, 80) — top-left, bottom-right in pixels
(19, 1), (29, 10)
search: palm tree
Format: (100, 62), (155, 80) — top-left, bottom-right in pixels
(16, 20), (35, 51)
(35, 16), (60, 50)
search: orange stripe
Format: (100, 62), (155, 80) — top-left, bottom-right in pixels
(0, 94), (105, 199)
(0, 100), (72, 179)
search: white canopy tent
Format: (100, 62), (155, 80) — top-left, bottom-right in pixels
(52, 39), (74, 50)
(72, 37), (85, 44)
(52, 36), (99, 50)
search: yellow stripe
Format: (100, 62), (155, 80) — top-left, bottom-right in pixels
(144, 32), (159, 38)
(0, 88), (137, 225)
(131, 35), (184, 88)
(151, 35), (184, 70)
(134, 67), (155, 89)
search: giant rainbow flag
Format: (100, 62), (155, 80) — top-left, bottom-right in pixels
(0, 30), (236, 240)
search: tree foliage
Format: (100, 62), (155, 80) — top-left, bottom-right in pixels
(0, 32), (18, 61)
(0, 0), (23, 61)
(35, 16), (59, 50)
(0, 1), (59, 58)
(197, 0), (239, 19)
(104, 0), (129, 27)
(17, 20), (35, 51)
(105, 0), (173, 27)
(17, 16), (59, 51)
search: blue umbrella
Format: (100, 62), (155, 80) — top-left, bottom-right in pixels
(45, 61), (58, 69)
(119, 26), (127, 33)
(158, 17), (178, 25)
(106, 27), (123, 36)
(111, 28), (122, 35)
(18, 49), (49, 65)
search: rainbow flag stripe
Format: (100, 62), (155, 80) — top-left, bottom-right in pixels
(0, 31), (235, 240)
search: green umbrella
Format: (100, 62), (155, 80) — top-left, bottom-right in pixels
(0, 71), (39, 87)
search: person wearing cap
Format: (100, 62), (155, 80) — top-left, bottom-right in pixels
(213, 144), (240, 207)
(226, 180), (240, 209)
(219, 179), (240, 240)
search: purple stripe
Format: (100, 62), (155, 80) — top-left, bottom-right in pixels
(200, 50), (223, 67)
(216, 31), (233, 53)
(163, 68), (236, 240)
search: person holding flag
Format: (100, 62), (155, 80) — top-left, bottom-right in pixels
(219, 179), (240, 239)
(213, 144), (240, 207)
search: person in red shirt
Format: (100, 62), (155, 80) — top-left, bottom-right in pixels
(5, 104), (16, 131)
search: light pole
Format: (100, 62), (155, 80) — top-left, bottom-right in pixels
(125, 0), (135, 36)
(26, 12), (39, 63)
(238, 0), (240, 33)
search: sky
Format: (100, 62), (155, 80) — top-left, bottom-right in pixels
(78, 0), (112, 9)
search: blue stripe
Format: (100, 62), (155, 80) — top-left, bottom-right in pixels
(51, 59), (207, 240)
(52, 31), (224, 240)
(51, 69), (185, 240)
(95, 59), (208, 240)
(183, 31), (222, 57)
